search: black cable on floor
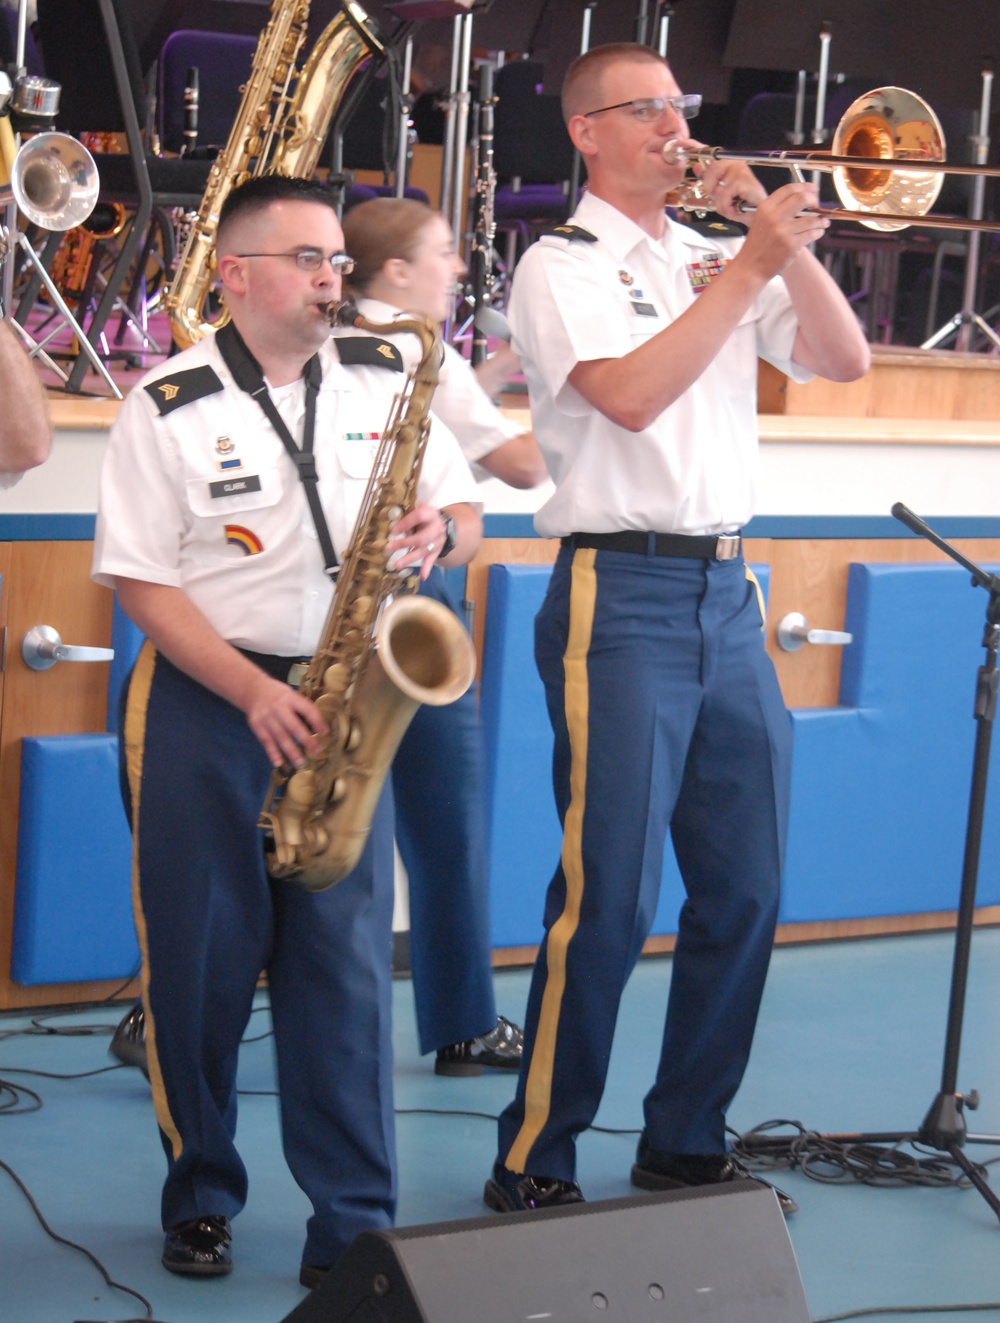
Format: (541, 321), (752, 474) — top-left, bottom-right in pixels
(729, 1118), (1000, 1191)
(0, 1156), (176, 1323)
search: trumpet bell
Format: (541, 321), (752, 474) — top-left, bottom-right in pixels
(832, 86), (945, 232)
(0, 131), (99, 231)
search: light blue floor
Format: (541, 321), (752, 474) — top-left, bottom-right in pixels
(2, 929), (999, 1323)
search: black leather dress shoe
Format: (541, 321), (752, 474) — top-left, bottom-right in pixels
(483, 1159), (585, 1212)
(630, 1132), (799, 1215)
(299, 1263), (329, 1290)
(162, 1215), (233, 1276)
(435, 1015), (523, 1076)
(109, 1003), (149, 1078)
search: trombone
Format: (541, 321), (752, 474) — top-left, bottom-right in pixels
(664, 86), (1000, 234)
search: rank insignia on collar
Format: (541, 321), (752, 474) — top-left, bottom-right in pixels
(544, 223), (598, 242)
(144, 364), (225, 415)
(334, 336), (404, 371)
(618, 269), (634, 286)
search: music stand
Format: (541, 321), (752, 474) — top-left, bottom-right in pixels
(747, 502), (1000, 1220)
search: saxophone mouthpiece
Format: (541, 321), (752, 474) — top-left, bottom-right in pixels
(327, 299), (362, 328)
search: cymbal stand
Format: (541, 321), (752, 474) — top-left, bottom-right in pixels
(440, 10), (473, 342)
(566, 3), (596, 223)
(801, 502), (1000, 1221)
(922, 67), (1000, 353)
(393, 33), (414, 199)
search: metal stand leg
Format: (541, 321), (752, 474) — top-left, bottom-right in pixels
(15, 231), (121, 398)
(922, 68), (999, 352)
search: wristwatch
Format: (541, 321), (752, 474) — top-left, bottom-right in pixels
(438, 512), (458, 558)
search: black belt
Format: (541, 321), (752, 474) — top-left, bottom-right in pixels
(236, 648), (311, 687)
(561, 531), (742, 561)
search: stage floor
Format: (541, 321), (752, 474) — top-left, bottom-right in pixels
(2, 929), (999, 1323)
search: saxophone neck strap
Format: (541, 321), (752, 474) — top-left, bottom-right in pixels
(214, 321), (338, 575)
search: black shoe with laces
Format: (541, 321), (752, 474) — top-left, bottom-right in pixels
(162, 1215), (233, 1276)
(483, 1159), (585, 1213)
(434, 1015), (523, 1076)
(109, 1003), (149, 1078)
(630, 1131), (799, 1215)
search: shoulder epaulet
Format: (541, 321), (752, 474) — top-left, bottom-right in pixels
(334, 336), (404, 371)
(544, 223), (599, 243)
(673, 212), (747, 238)
(144, 364), (225, 416)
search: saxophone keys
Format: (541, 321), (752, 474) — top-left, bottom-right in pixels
(303, 824), (329, 855)
(345, 720), (362, 752)
(286, 768), (317, 804)
(323, 661), (351, 693)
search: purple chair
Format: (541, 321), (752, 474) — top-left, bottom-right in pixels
(157, 28), (257, 157)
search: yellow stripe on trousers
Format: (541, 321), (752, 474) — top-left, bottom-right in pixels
(506, 547), (597, 1174)
(745, 564), (766, 630)
(124, 640), (184, 1160)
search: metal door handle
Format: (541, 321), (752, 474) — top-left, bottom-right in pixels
(777, 612), (853, 653)
(21, 624), (115, 671)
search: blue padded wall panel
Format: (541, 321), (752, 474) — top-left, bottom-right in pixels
(12, 734), (137, 984)
(479, 562), (771, 947)
(781, 562), (1000, 922)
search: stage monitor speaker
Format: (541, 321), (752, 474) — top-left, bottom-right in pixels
(281, 1180), (811, 1323)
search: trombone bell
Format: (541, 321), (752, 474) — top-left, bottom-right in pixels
(831, 87), (945, 232)
(0, 132), (99, 231)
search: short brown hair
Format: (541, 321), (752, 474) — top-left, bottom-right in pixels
(561, 43), (670, 124)
(342, 196), (439, 295)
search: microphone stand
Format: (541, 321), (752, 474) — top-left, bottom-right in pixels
(760, 502), (1000, 1220)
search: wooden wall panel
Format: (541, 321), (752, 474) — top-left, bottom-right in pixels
(0, 541), (136, 1010)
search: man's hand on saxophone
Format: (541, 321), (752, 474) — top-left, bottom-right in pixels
(385, 501), (482, 580)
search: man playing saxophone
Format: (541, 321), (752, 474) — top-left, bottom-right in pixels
(92, 175), (481, 1287)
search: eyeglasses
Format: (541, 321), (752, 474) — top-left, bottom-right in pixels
(582, 94), (702, 123)
(235, 249), (356, 274)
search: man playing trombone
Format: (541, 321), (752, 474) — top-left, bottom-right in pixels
(485, 42), (870, 1216)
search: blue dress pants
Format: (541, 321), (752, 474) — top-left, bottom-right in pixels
(392, 568), (497, 1053)
(498, 545), (791, 1181)
(121, 642), (396, 1268)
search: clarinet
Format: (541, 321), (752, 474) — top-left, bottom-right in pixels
(469, 61), (497, 369)
(181, 66), (199, 156)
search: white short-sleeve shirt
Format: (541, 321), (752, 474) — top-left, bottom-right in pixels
(353, 297), (522, 477)
(92, 330), (479, 656)
(508, 190), (813, 538)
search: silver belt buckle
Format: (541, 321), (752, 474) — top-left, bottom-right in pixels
(286, 661), (309, 688)
(715, 535), (740, 561)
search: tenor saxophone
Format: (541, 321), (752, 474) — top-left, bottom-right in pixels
(260, 306), (477, 891)
(166, 0), (382, 348)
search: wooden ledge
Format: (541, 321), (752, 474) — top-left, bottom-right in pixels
(759, 415), (1000, 445)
